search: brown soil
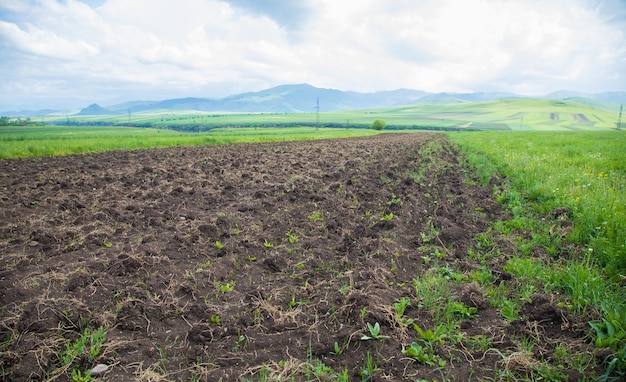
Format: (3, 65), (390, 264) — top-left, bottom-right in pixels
(0, 133), (599, 380)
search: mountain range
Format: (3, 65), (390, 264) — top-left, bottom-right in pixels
(3, 84), (625, 117)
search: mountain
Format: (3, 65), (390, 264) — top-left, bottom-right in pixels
(545, 90), (626, 113)
(2, 84), (625, 117)
(102, 84), (429, 114)
(0, 109), (62, 117)
(76, 103), (113, 115)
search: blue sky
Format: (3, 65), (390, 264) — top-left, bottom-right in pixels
(1, 0), (625, 110)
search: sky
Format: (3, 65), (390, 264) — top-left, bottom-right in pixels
(1, 0), (625, 111)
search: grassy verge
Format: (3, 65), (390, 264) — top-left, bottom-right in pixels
(448, 130), (626, 376)
(0, 126), (379, 159)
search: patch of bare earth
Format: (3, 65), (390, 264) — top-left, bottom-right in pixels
(0, 133), (598, 380)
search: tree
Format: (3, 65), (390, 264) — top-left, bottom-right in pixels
(371, 119), (387, 131)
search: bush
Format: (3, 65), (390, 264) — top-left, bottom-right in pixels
(372, 119), (387, 130)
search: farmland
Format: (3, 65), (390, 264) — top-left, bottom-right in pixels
(38, 97), (622, 132)
(1, 128), (625, 380)
(0, 126), (379, 160)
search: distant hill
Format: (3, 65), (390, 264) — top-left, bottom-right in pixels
(0, 109), (62, 117)
(76, 103), (113, 116)
(2, 84), (625, 117)
(100, 84), (430, 114)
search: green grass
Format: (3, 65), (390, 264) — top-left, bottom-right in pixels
(449, 130), (626, 375)
(449, 130), (625, 278)
(0, 126), (379, 159)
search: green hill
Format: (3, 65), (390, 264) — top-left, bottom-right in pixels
(46, 97), (622, 131)
(356, 98), (621, 131)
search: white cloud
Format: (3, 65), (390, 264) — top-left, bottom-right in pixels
(0, 0), (624, 110)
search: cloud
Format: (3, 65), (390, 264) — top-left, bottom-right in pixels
(221, 0), (313, 34)
(0, 0), (624, 110)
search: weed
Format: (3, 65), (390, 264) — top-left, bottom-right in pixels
(393, 297), (409, 316)
(402, 342), (446, 367)
(233, 334), (248, 352)
(308, 210), (324, 222)
(285, 230), (299, 244)
(361, 322), (389, 340)
(387, 194), (402, 207)
(358, 351), (380, 381)
(331, 341), (343, 356)
(263, 239), (274, 249)
(414, 324), (447, 345)
(214, 241), (224, 250)
(60, 326), (107, 367)
(215, 280), (235, 293)
(499, 299), (521, 321)
(210, 314), (221, 325)
(445, 301), (478, 320)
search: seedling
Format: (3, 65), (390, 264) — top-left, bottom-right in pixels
(215, 280), (235, 293)
(394, 297), (411, 317)
(331, 341), (343, 356)
(402, 342), (446, 367)
(358, 351), (380, 381)
(446, 301), (478, 320)
(380, 212), (394, 221)
(210, 314), (221, 325)
(263, 239), (274, 249)
(387, 194), (401, 207)
(414, 324), (447, 345)
(286, 230), (299, 244)
(214, 241), (224, 250)
(361, 322), (389, 340)
(308, 211), (324, 222)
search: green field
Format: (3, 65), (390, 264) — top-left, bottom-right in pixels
(38, 98), (622, 131)
(0, 126), (379, 159)
(449, 130), (626, 375)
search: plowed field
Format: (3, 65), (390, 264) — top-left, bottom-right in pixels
(0, 133), (596, 380)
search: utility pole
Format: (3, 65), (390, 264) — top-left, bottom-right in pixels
(315, 97), (320, 130)
(618, 103), (623, 130)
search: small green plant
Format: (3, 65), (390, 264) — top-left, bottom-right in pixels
(60, 326), (107, 367)
(387, 194), (401, 207)
(360, 307), (368, 319)
(286, 230), (299, 244)
(402, 342), (446, 367)
(466, 334), (493, 353)
(214, 241), (224, 250)
(414, 324), (447, 345)
(361, 322), (389, 340)
(358, 351), (380, 381)
(446, 301), (478, 320)
(215, 280), (235, 293)
(288, 295), (297, 309)
(394, 297), (411, 316)
(70, 369), (92, 382)
(331, 341), (343, 356)
(233, 334), (248, 352)
(58, 326), (107, 381)
(263, 239), (274, 249)
(308, 210), (324, 222)
(210, 314), (221, 325)
(499, 298), (520, 321)
(380, 212), (394, 221)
